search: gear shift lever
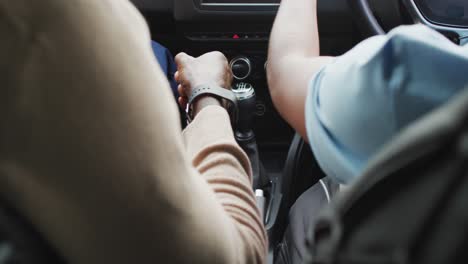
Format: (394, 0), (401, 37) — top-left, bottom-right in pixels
(233, 83), (269, 189)
(233, 82), (256, 139)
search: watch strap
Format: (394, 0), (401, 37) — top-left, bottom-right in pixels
(186, 84), (238, 125)
(188, 85), (237, 107)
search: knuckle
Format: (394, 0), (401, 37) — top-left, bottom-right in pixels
(212, 51), (226, 60)
(175, 52), (187, 63)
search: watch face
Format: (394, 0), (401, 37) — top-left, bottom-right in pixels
(414, 0), (468, 28)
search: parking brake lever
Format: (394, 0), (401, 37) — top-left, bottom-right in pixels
(233, 83), (269, 190)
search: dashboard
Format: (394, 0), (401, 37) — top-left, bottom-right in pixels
(132, 0), (353, 30)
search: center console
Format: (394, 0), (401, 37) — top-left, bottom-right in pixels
(172, 3), (295, 249)
(141, 0), (356, 252)
(168, 0), (355, 145)
(174, 0), (294, 148)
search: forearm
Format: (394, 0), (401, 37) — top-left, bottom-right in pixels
(267, 0), (333, 139)
(269, 0), (320, 61)
(194, 96), (222, 115)
(183, 106), (267, 263)
(175, 44), (266, 262)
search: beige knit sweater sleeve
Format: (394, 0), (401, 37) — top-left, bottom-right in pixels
(183, 106), (268, 263)
(0, 0), (267, 263)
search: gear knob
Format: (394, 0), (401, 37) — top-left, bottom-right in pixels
(233, 82), (256, 135)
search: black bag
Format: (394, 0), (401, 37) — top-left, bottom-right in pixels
(308, 87), (468, 264)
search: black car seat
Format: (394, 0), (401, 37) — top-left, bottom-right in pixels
(271, 131), (342, 264)
(308, 86), (468, 264)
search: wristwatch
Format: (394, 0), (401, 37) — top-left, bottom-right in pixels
(186, 84), (238, 126)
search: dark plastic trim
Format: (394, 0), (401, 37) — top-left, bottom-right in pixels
(348, 0), (385, 36)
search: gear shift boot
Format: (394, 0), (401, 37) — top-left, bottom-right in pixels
(233, 83), (269, 189)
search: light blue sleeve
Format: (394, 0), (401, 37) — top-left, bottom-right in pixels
(305, 25), (468, 184)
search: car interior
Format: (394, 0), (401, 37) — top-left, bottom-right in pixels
(1, 0), (468, 263)
(132, 0), (468, 261)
